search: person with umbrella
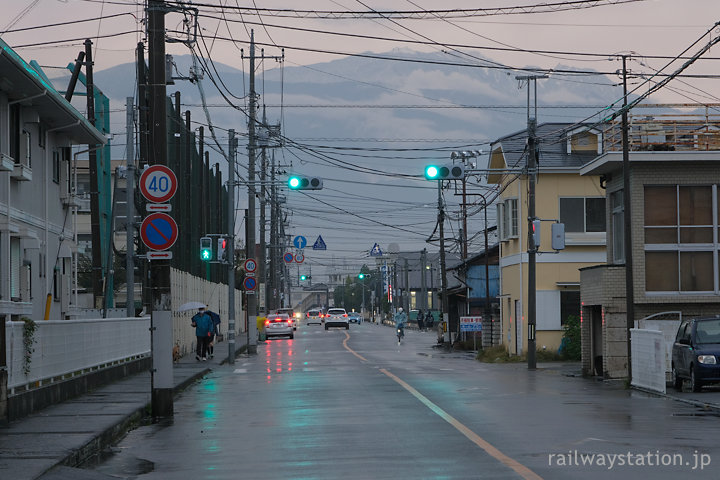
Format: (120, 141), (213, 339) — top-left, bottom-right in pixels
(191, 305), (213, 361)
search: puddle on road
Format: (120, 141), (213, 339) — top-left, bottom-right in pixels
(81, 447), (155, 477)
(672, 412), (720, 418)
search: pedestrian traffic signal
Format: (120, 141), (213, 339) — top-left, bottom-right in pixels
(217, 237), (227, 262)
(288, 175), (323, 190)
(532, 219), (541, 249)
(424, 163), (464, 180)
(200, 237), (212, 261)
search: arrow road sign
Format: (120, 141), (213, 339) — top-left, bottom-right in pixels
(146, 251), (173, 260)
(312, 235), (327, 250)
(140, 213), (178, 251)
(139, 165), (177, 203)
(293, 235), (307, 249)
(284, 252), (294, 264)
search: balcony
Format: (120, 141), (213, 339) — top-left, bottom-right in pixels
(0, 153), (13, 172)
(11, 163), (31, 181)
(604, 107), (720, 152)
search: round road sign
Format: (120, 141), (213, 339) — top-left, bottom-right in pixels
(140, 165), (177, 203)
(283, 252), (294, 264)
(295, 252), (305, 263)
(243, 276), (257, 291)
(140, 213), (179, 251)
(244, 258), (257, 273)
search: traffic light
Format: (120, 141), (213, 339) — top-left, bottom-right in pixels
(532, 220), (541, 248)
(288, 175), (323, 190)
(300, 274), (311, 281)
(358, 273), (365, 279)
(424, 163), (464, 180)
(200, 237), (212, 261)
(217, 237), (227, 262)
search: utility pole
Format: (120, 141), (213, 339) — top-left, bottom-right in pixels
(404, 257), (410, 313)
(125, 97), (135, 318)
(227, 130), (237, 364)
(246, 30), (258, 353)
(269, 150), (278, 311)
(516, 74), (546, 370)
(420, 248), (427, 311)
(621, 55), (634, 381)
(259, 107), (268, 314)
(147, 0), (173, 417)
(84, 39), (103, 310)
(438, 181), (450, 343)
(527, 118), (538, 370)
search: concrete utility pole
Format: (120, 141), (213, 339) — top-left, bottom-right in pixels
(125, 98), (135, 318)
(404, 258), (410, 313)
(259, 108), (267, 313)
(269, 150), (278, 311)
(438, 181), (450, 343)
(527, 118), (538, 370)
(227, 130), (237, 364)
(420, 249), (427, 311)
(516, 74), (546, 370)
(148, 0), (173, 417)
(621, 55), (634, 381)
(84, 39), (103, 309)
(246, 30), (258, 353)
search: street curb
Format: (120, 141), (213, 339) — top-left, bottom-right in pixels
(632, 385), (720, 413)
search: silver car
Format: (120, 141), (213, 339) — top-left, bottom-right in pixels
(265, 313), (294, 339)
(325, 308), (349, 330)
(306, 309), (323, 326)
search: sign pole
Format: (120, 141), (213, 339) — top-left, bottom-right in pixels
(227, 130), (236, 364)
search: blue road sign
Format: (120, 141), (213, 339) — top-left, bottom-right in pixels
(370, 243), (383, 256)
(243, 276), (257, 291)
(140, 213), (178, 251)
(293, 235), (307, 249)
(284, 252), (294, 264)
(312, 235), (327, 250)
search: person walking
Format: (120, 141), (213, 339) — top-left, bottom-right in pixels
(191, 306), (213, 361)
(425, 310), (434, 331)
(417, 309), (425, 332)
(206, 310), (221, 358)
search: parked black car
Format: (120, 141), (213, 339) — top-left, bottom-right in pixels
(671, 316), (720, 392)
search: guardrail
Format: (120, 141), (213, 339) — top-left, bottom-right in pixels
(5, 317), (150, 395)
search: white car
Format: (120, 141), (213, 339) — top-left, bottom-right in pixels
(306, 309), (323, 326)
(265, 313), (294, 339)
(325, 308), (349, 330)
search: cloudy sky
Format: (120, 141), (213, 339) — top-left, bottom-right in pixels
(3, 0), (720, 277)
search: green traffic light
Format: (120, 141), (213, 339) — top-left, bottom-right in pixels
(201, 249), (211, 261)
(289, 177), (300, 189)
(300, 275), (307, 281)
(358, 273), (365, 279)
(425, 165), (439, 179)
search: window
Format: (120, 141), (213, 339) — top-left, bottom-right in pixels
(9, 104), (20, 162)
(52, 150), (60, 183)
(644, 185), (717, 293)
(10, 237), (20, 300)
(560, 197), (606, 233)
(560, 290), (581, 325)
(498, 198), (518, 241)
(611, 190), (624, 263)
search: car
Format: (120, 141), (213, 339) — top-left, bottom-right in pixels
(325, 308), (349, 330)
(264, 313), (294, 339)
(306, 309), (324, 326)
(348, 312), (363, 324)
(672, 315), (720, 392)
(275, 308), (297, 330)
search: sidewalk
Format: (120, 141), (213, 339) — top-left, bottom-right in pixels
(0, 338), (248, 480)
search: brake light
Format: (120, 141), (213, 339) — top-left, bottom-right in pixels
(265, 320), (270, 326)
(343, 314), (348, 317)
(287, 319), (293, 324)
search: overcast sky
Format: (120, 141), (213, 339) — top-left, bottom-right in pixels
(4, 0), (720, 278)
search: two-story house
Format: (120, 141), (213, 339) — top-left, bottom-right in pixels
(488, 123), (606, 354)
(0, 38), (105, 322)
(580, 110), (720, 378)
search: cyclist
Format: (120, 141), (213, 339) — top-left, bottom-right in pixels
(394, 307), (407, 343)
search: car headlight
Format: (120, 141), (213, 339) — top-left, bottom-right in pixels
(697, 355), (717, 365)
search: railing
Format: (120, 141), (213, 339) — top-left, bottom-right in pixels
(5, 317), (150, 394)
(603, 107), (720, 152)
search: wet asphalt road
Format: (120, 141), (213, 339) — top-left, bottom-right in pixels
(59, 322), (720, 480)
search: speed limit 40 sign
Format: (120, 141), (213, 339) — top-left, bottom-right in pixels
(140, 165), (177, 203)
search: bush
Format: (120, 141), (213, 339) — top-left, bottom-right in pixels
(476, 345), (525, 363)
(560, 315), (581, 361)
